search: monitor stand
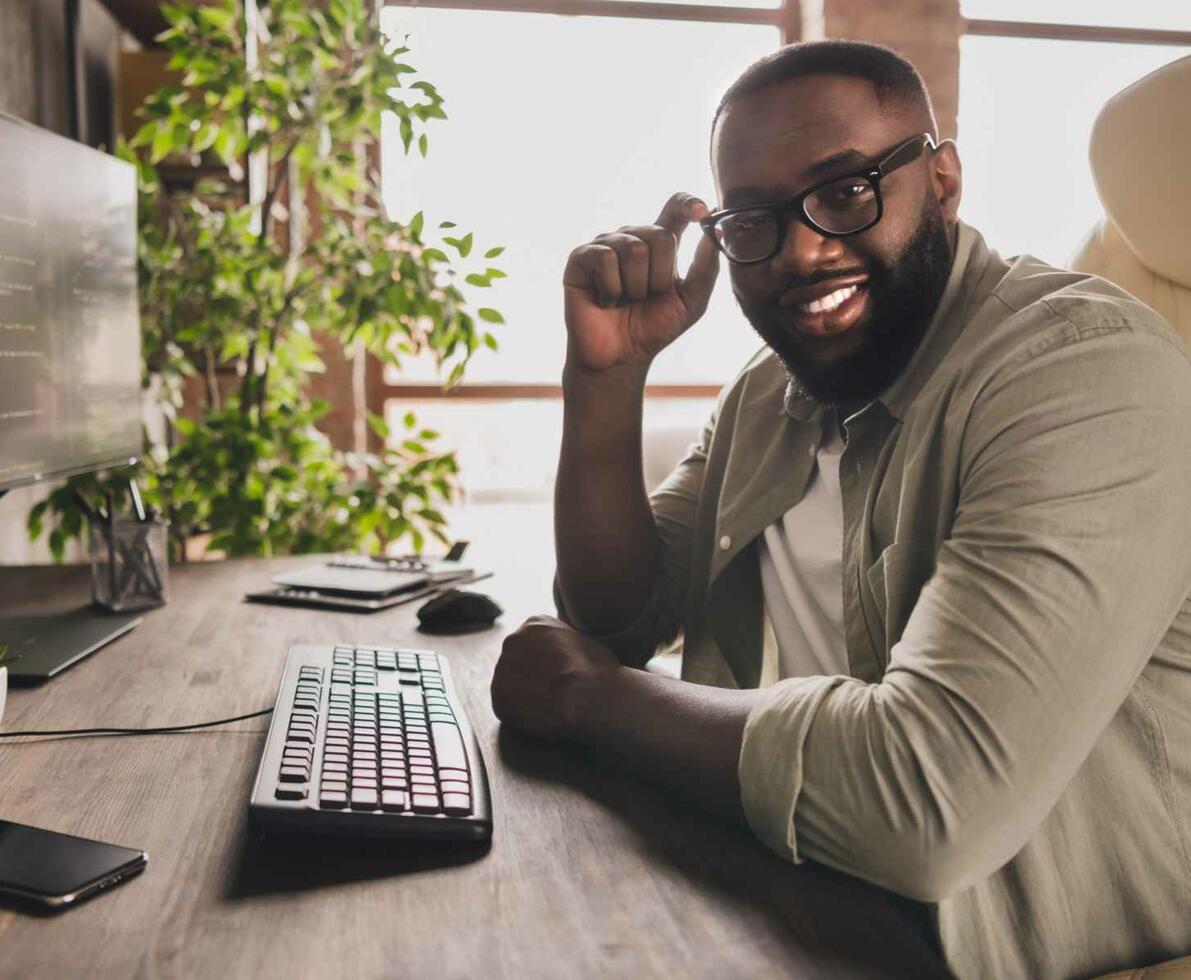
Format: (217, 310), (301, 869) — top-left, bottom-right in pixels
(0, 491), (142, 684)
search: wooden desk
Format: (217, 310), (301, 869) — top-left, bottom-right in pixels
(0, 508), (949, 978)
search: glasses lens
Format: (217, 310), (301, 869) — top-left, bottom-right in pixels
(713, 210), (779, 263)
(805, 176), (879, 234)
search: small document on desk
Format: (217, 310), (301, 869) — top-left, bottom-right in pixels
(271, 557), (475, 598)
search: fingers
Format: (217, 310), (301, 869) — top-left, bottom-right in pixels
(677, 226), (721, 317)
(563, 242), (622, 308)
(563, 192), (712, 308)
(564, 223), (679, 305)
(655, 191), (711, 237)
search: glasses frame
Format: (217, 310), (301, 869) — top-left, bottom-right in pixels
(700, 132), (939, 266)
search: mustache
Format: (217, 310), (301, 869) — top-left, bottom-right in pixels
(766, 267), (872, 304)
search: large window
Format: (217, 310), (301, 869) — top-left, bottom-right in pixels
(378, 5), (779, 386)
(378, 2), (785, 500)
(958, 3), (1190, 265)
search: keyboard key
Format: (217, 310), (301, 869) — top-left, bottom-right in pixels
(279, 765), (309, 782)
(440, 779), (470, 794)
(287, 730), (314, 744)
(410, 774), (436, 788)
(412, 793), (441, 813)
(410, 764), (435, 777)
(442, 793), (472, 815)
(351, 788), (379, 810)
(321, 779), (348, 794)
(438, 766), (469, 783)
(431, 723), (468, 771)
(276, 785), (308, 800)
(381, 790), (407, 811)
(320, 791), (348, 809)
(382, 775), (408, 790)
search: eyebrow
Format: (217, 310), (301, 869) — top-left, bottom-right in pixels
(721, 146), (874, 209)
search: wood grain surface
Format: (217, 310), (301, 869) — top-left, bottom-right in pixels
(0, 503), (949, 979)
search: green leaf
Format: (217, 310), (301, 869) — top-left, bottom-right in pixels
(366, 412), (390, 439)
(484, 246), (505, 259)
(477, 308), (504, 324)
(438, 220), (456, 229)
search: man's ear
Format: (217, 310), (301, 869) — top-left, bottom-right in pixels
(930, 138), (963, 226)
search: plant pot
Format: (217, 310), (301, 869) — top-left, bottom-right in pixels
(0, 666), (6, 725)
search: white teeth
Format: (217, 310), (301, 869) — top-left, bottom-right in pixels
(798, 284), (859, 315)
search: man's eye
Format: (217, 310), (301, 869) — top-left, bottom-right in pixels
(726, 213), (768, 232)
(826, 182), (871, 202)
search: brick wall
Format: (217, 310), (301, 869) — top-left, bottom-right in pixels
(823, 0), (961, 139)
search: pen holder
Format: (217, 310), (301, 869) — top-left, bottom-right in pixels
(89, 517), (169, 612)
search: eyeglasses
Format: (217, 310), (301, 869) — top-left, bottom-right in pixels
(700, 133), (938, 265)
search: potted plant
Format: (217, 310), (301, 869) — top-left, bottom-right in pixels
(28, 0), (505, 562)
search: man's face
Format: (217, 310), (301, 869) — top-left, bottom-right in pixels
(712, 74), (960, 409)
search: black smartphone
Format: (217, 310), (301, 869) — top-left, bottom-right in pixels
(0, 820), (147, 908)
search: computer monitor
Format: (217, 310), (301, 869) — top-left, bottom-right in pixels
(0, 113), (144, 683)
(0, 113), (141, 491)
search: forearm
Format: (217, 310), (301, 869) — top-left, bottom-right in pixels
(569, 665), (764, 826)
(555, 354), (661, 633)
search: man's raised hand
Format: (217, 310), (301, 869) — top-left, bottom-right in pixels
(562, 192), (720, 373)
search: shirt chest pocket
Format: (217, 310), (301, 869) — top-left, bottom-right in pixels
(863, 541), (936, 660)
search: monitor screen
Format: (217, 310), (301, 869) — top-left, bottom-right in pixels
(0, 113), (141, 492)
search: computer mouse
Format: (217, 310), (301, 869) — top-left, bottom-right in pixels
(416, 588), (504, 635)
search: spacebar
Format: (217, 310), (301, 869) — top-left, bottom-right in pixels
(431, 722), (468, 771)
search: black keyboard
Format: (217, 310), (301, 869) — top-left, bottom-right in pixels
(249, 644), (492, 842)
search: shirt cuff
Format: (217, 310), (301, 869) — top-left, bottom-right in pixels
(738, 674), (851, 862)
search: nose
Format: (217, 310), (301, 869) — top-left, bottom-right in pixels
(771, 214), (845, 278)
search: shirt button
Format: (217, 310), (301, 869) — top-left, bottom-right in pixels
(719, 535), (732, 551)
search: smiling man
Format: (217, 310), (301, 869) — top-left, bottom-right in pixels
(490, 40), (1191, 979)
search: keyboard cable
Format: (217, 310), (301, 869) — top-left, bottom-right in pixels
(0, 707), (274, 740)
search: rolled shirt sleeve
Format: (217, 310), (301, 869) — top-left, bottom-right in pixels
(738, 320), (1191, 901)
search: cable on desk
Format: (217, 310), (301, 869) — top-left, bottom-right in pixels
(0, 707), (274, 740)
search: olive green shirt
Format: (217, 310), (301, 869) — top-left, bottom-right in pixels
(555, 221), (1191, 979)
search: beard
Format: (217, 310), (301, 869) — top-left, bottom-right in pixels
(736, 197), (954, 410)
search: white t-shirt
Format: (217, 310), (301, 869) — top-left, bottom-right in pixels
(757, 411), (849, 679)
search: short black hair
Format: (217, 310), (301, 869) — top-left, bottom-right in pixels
(712, 39), (937, 141)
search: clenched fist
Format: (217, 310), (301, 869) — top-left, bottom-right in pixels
(562, 192), (721, 372)
(490, 615), (621, 741)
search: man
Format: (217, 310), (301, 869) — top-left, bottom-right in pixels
(490, 40), (1191, 979)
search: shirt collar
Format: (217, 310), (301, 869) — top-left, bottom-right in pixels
(781, 219), (987, 424)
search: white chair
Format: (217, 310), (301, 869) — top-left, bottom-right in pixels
(1069, 54), (1191, 343)
(1069, 51), (1191, 980)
